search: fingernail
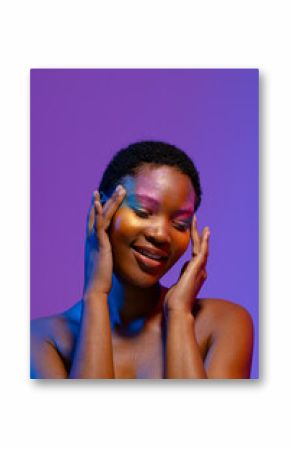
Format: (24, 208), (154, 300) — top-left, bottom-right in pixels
(116, 184), (125, 194)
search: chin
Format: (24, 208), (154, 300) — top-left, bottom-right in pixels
(113, 267), (162, 289)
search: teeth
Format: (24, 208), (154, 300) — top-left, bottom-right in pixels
(136, 248), (163, 260)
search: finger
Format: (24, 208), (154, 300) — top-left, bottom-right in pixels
(192, 269), (208, 297)
(177, 259), (196, 288)
(200, 227), (210, 260)
(102, 184), (126, 229)
(191, 214), (201, 256)
(86, 191), (100, 235)
(94, 198), (107, 248)
(201, 268), (207, 282)
(183, 226), (209, 278)
(198, 269), (208, 287)
(176, 259), (208, 298)
(179, 261), (189, 279)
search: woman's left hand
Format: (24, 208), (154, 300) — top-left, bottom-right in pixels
(164, 216), (210, 314)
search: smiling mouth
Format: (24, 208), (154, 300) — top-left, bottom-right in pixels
(131, 246), (168, 269)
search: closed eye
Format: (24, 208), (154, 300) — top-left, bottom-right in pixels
(132, 207), (191, 232)
(132, 208), (151, 218)
(173, 221), (190, 232)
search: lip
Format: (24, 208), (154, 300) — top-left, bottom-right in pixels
(132, 245), (169, 259)
(131, 246), (168, 270)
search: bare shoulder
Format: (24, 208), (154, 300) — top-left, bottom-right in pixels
(197, 297), (253, 328)
(31, 313), (69, 345)
(196, 298), (254, 379)
(30, 313), (72, 379)
(193, 297), (253, 351)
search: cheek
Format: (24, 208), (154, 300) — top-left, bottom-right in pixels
(171, 231), (191, 258)
(109, 208), (140, 243)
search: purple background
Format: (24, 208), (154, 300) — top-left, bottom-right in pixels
(31, 69), (259, 378)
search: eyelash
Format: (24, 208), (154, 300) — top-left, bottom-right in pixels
(133, 208), (150, 219)
(132, 208), (189, 232)
(173, 222), (189, 232)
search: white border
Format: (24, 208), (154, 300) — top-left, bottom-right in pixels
(0, 1), (288, 448)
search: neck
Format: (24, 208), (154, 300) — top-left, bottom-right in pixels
(68, 277), (166, 335)
(108, 274), (165, 333)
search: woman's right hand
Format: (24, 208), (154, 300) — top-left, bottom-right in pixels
(83, 185), (126, 298)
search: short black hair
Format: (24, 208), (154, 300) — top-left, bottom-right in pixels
(99, 141), (202, 210)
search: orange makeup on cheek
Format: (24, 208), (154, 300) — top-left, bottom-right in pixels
(110, 207), (140, 238)
(173, 228), (191, 256)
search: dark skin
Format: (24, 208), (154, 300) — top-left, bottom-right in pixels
(31, 165), (254, 379)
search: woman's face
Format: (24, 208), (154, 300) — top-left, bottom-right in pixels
(109, 164), (196, 288)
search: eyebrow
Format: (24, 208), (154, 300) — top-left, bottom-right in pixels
(134, 194), (194, 216)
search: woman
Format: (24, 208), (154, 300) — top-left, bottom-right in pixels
(31, 141), (254, 379)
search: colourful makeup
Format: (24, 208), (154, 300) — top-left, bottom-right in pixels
(109, 165), (196, 287)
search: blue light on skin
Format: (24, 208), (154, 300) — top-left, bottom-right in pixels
(69, 175), (194, 337)
(100, 177), (140, 210)
(110, 177), (146, 334)
(105, 174), (194, 334)
(106, 176), (161, 335)
(119, 176), (140, 210)
(108, 278), (146, 335)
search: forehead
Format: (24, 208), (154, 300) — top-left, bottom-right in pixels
(123, 165), (196, 209)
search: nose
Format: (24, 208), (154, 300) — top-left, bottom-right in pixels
(144, 217), (171, 246)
